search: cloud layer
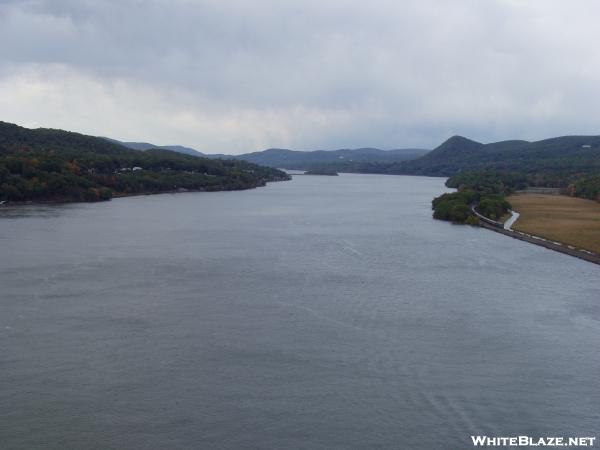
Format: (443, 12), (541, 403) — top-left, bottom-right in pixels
(1, 0), (600, 153)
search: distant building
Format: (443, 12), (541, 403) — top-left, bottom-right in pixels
(132, 167), (143, 171)
(582, 144), (592, 148)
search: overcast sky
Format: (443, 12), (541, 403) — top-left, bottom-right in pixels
(1, 0), (600, 153)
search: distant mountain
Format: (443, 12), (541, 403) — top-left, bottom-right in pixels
(105, 138), (205, 157)
(387, 135), (600, 177)
(217, 147), (430, 170)
(103, 137), (430, 170)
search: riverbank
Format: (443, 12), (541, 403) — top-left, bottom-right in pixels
(0, 177), (290, 207)
(479, 222), (600, 266)
(467, 191), (600, 265)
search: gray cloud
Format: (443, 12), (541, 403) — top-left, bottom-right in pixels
(1, 0), (600, 153)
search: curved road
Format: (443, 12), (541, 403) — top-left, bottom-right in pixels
(503, 210), (520, 230)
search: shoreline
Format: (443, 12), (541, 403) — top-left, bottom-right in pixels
(479, 222), (600, 266)
(468, 193), (600, 266)
(0, 178), (289, 208)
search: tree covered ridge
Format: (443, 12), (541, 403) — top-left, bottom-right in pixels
(446, 168), (600, 203)
(388, 134), (600, 178)
(0, 122), (290, 203)
(431, 170), (512, 225)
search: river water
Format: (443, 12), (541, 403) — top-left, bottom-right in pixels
(1, 174), (598, 449)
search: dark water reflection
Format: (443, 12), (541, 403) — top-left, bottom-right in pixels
(1, 174), (599, 449)
(0, 203), (72, 220)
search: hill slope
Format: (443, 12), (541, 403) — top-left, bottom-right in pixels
(388, 136), (484, 175)
(0, 122), (289, 203)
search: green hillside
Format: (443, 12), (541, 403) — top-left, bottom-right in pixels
(0, 122), (289, 203)
(389, 135), (600, 182)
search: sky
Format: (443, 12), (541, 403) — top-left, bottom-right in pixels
(1, 0), (600, 154)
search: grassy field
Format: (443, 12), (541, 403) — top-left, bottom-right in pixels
(507, 193), (600, 254)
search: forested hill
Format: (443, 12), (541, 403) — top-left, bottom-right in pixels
(389, 134), (600, 178)
(222, 147), (429, 171)
(0, 121), (135, 155)
(0, 121), (289, 204)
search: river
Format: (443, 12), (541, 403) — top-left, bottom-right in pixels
(1, 174), (598, 449)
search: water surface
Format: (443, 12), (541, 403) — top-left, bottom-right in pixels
(1, 174), (599, 449)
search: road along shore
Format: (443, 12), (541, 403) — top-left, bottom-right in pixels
(479, 221), (600, 266)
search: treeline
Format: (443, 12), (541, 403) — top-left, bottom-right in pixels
(567, 176), (600, 202)
(447, 169), (600, 203)
(0, 122), (289, 203)
(0, 152), (289, 203)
